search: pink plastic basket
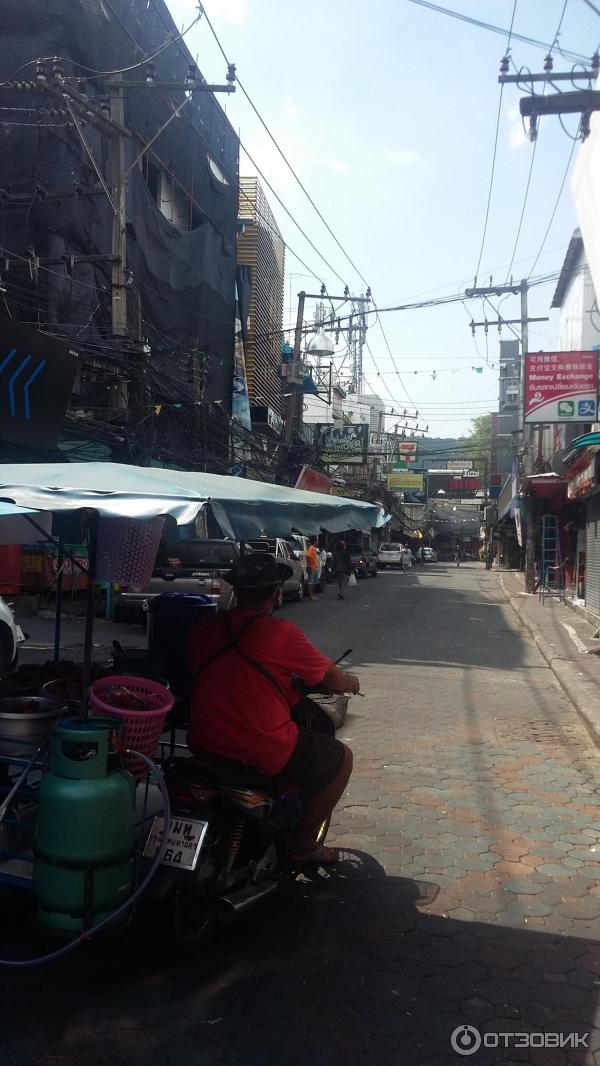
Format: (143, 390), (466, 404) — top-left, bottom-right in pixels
(95, 515), (166, 585)
(89, 675), (174, 779)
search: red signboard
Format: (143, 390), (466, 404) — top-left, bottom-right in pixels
(524, 351), (598, 423)
(449, 477), (481, 492)
(294, 466), (333, 494)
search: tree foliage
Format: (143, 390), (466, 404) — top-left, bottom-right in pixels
(460, 414), (492, 480)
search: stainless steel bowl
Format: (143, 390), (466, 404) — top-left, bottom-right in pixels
(0, 697), (68, 757)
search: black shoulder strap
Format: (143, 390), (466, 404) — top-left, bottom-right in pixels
(192, 613), (261, 686)
(192, 611), (289, 703)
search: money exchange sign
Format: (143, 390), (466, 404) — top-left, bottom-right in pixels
(524, 351), (598, 423)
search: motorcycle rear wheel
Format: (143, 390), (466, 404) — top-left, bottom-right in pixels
(169, 857), (218, 957)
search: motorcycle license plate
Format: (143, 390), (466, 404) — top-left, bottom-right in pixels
(143, 816), (209, 871)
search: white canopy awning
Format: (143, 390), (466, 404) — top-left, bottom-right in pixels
(0, 462), (380, 538)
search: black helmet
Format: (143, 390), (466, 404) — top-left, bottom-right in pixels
(224, 554), (292, 589)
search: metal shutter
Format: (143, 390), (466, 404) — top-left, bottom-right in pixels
(585, 496), (600, 615)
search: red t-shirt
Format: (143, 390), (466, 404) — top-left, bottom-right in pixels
(187, 610), (332, 774)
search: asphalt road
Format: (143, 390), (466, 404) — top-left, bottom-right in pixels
(5, 563), (600, 1065)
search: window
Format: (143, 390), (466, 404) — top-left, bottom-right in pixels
(145, 161), (161, 206)
(207, 155), (229, 186)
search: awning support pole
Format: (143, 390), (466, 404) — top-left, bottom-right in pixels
(81, 512), (99, 718)
(53, 515), (64, 662)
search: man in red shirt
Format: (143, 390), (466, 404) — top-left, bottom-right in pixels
(187, 553), (358, 865)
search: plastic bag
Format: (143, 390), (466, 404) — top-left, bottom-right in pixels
(348, 572), (357, 588)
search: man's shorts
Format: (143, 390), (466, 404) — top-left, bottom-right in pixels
(307, 568), (318, 585)
(270, 727), (346, 795)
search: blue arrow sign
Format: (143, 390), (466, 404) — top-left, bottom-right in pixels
(0, 317), (78, 448)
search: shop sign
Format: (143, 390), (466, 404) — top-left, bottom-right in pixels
(449, 475), (481, 492)
(514, 505), (523, 547)
(398, 441), (417, 456)
(317, 423), (368, 464)
(250, 405), (284, 435)
(0, 316), (78, 447)
(524, 351), (598, 423)
(294, 466), (333, 494)
(387, 472), (424, 491)
(567, 456), (596, 500)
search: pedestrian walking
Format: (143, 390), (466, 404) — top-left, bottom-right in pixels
(317, 544), (328, 591)
(418, 546), (425, 566)
(305, 536), (319, 601)
(333, 539), (353, 600)
(455, 546), (462, 568)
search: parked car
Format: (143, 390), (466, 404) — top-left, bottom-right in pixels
(0, 596), (25, 674)
(423, 547), (438, 562)
(350, 549), (378, 578)
(377, 542), (405, 568)
(244, 538), (305, 601)
(285, 534), (310, 582)
(114, 539), (240, 621)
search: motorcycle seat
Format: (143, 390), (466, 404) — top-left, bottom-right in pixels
(169, 751), (275, 792)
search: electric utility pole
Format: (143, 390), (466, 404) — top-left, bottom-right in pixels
(111, 74), (128, 339)
(465, 279), (542, 592)
(11, 59), (235, 372)
(284, 290), (306, 449)
(498, 51), (600, 142)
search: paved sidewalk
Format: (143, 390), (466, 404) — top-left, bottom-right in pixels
(499, 570), (600, 745)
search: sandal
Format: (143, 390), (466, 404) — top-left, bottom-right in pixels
(291, 844), (339, 866)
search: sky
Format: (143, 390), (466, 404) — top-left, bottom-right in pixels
(166, 0), (600, 437)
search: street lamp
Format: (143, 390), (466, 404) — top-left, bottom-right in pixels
(306, 329), (335, 361)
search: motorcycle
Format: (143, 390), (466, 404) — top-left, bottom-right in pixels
(144, 650), (355, 955)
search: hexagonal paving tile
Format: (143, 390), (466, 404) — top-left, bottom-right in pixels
(502, 879), (546, 895)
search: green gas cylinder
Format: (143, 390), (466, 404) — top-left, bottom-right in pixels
(35, 717), (136, 933)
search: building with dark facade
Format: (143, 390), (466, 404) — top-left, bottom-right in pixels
(0, 0), (240, 467)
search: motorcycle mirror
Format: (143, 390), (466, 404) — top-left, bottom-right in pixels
(336, 648), (352, 663)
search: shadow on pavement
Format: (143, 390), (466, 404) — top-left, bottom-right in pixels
(1, 850), (598, 1065)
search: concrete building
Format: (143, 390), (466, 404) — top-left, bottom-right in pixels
(237, 176), (285, 415)
(0, 0), (240, 467)
(497, 339), (521, 481)
(543, 231), (600, 463)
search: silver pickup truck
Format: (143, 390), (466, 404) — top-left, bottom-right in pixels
(113, 539), (239, 621)
(244, 538), (306, 602)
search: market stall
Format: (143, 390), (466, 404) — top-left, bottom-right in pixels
(0, 463), (379, 956)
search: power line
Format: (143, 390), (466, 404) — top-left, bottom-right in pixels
(0, 10), (203, 88)
(237, 179), (326, 286)
(504, 140), (538, 282)
(405, 0), (588, 62)
(201, 8), (424, 404)
(504, 0), (569, 281)
(474, 0), (519, 282)
(527, 139), (578, 278)
(0, 238), (567, 359)
(201, 5), (367, 291)
(239, 137), (346, 289)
